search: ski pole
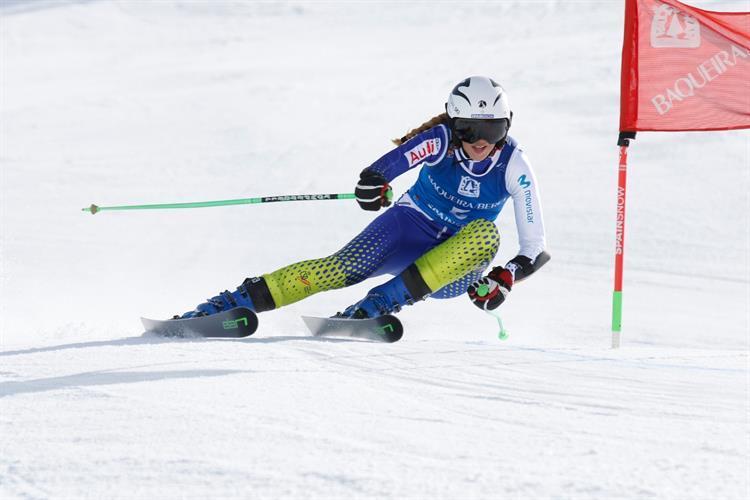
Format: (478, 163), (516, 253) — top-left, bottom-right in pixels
(82, 192), (356, 215)
(486, 309), (509, 340)
(476, 283), (509, 340)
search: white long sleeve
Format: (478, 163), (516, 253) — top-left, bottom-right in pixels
(504, 148), (546, 260)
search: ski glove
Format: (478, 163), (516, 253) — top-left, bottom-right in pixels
(467, 266), (514, 311)
(355, 170), (393, 211)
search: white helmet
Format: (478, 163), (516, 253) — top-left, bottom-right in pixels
(446, 76), (512, 146)
(446, 76), (511, 120)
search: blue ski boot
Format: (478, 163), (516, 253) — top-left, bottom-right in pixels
(338, 275), (417, 319)
(179, 278), (259, 319)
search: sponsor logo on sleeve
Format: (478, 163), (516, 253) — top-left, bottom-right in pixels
(518, 176), (534, 222)
(524, 189), (534, 223)
(404, 138), (441, 167)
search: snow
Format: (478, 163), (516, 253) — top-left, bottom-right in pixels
(1, 1), (748, 498)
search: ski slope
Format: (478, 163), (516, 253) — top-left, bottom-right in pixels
(1, 1), (748, 498)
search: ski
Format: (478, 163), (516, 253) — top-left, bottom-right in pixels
(301, 314), (403, 343)
(141, 307), (258, 338)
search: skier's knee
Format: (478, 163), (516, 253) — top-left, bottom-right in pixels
(461, 218), (500, 257)
(413, 218), (499, 293)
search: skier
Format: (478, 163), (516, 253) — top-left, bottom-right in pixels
(180, 76), (548, 320)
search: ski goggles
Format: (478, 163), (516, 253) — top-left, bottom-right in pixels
(452, 118), (509, 144)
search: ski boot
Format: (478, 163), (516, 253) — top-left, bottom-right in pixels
(338, 275), (416, 319)
(179, 278), (257, 319)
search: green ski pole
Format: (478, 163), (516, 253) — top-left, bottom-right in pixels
(476, 282), (509, 340)
(82, 192), (357, 215)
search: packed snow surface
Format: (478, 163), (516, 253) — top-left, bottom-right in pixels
(1, 1), (748, 499)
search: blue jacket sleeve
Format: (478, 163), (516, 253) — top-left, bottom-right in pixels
(363, 124), (450, 182)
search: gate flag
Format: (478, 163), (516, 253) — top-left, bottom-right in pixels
(613, 0), (749, 348)
(620, 0), (750, 132)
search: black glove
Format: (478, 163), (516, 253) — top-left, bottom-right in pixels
(467, 266), (514, 311)
(355, 170), (393, 211)
(505, 251), (551, 283)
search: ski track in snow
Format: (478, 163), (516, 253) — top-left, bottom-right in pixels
(1, 1), (748, 499)
(1, 335), (747, 499)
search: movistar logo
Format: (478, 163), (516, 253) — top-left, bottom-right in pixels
(518, 175), (531, 189)
(223, 317), (248, 330)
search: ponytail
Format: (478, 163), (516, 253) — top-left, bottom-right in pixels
(392, 112), (451, 146)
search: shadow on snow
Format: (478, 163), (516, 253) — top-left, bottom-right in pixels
(0, 333), (358, 358)
(0, 368), (248, 398)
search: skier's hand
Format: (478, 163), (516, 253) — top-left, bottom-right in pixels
(355, 170), (393, 211)
(505, 251), (551, 283)
(467, 266), (514, 311)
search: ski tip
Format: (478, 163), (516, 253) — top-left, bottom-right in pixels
(140, 307), (258, 338)
(380, 315), (403, 343)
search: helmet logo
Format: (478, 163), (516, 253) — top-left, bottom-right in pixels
(451, 78), (472, 107)
(478, 100), (487, 109)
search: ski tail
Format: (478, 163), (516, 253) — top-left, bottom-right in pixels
(302, 315), (403, 343)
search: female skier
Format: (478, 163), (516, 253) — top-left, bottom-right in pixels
(180, 76), (548, 320)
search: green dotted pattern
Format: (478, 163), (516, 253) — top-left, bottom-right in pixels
(262, 219), (396, 308)
(431, 268), (485, 299)
(261, 218), (498, 309)
(415, 218), (500, 293)
(262, 258), (347, 308)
